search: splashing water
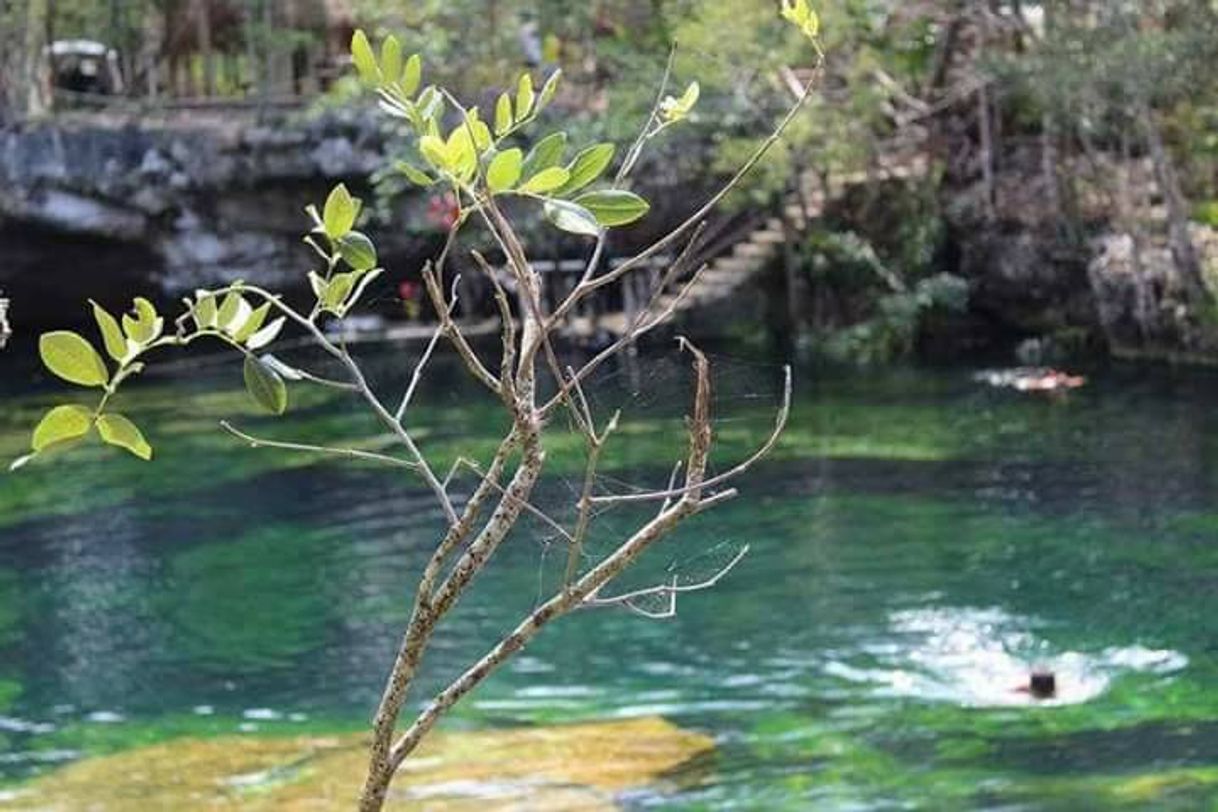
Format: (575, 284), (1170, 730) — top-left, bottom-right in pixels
(824, 607), (1187, 707)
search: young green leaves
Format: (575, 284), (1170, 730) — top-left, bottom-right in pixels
(492, 70), (562, 140)
(780, 0), (820, 40)
(16, 298), (168, 468)
(306, 184), (384, 317)
(660, 81), (700, 124)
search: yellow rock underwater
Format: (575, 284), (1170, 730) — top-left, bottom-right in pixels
(0, 716), (713, 810)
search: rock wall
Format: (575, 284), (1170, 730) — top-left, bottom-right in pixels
(0, 109), (429, 325)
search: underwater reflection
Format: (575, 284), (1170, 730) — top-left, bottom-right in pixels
(823, 606), (1187, 707)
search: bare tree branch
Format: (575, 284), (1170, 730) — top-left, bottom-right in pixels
(219, 421), (418, 469)
(585, 544), (750, 616)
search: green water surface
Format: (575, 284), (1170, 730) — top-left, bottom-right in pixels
(1, 343), (1217, 810)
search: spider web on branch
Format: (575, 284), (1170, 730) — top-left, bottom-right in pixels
(525, 347), (788, 612)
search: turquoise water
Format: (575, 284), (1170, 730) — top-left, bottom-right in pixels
(1, 343), (1217, 808)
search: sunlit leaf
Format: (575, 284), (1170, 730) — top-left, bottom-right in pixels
(122, 297), (162, 344)
(351, 30), (381, 84)
(246, 316), (285, 351)
(487, 148), (523, 193)
(193, 292), (218, 330)
(380, 35), (402, 87)
(519, 166), (571, 194)
(401, 53), (422, 96)
(90, 300), (127, 362)
(324, 272), (356, 311)
(217, 291), (248, 333)
(96, 412), (152, 460)
(494, 93), (513, 136)
(542, 199), (600, 237)
(515, 73), (535, 121)
(39, 331), (109, 387)
(661, 81), (700, 122)
(539, 69), (562, 109)
(32, 404), (93, 452)
(233, 302), (271, 344)
(419, 135), (452, 172)
(323, 184), (359, 240)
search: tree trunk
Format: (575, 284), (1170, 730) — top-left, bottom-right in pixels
(23, 0), (50, 116)
(196, 0), (214, 96)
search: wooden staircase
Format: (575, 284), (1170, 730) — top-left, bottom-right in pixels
(598, 153), (931, 336)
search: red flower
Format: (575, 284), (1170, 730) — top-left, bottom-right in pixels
(426, 192), (460, 231)
(398, 280), (421, 301)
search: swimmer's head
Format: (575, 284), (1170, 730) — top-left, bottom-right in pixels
(1028, 668), (1056, 699)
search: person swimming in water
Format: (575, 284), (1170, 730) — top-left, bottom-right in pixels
(1014, 668), (1057, 699)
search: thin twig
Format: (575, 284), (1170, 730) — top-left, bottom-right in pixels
(590, 366), (792, 505)
(396, 275), (460, 422)
(219, 421), (418, 469)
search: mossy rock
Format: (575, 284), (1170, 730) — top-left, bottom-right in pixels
(0, 716), (713, 810)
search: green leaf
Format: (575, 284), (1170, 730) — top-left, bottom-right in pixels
(122, 297), (162, 344)
(380, 35), (402, 87)
(542, 199), (600, 237)
(522, 132), (567, 178)
(40, 331), (109, 387)
(574, 189), (651, 227)
(419, 135), (452, 172)
(519, 166), (571, 195)
(780, 0), (819, 38)
(217, 291), (247, 332)
(559, 143), (615, 194)
(446, 126), (478, 182)
(337, 231), (378, 271)
(661, 81), (701, 122)
(395, 160), (435, 187)
(351, 30), (381, 84)
(323, 272), (356, 311)
(233, 302), (271, 344)
(96, 413), (152, 460)
(463, 112), (492, 152)
(32, 404), (94, 452)
(323, 184), (359, 239)
(486, 148), (523, 193)
(401, 53), (422, 96)
(243, 355), (287, 415)
(494, 93), (513, 136)
(246, 316), (285, 351)
(308, 271), (328, 301)
(539, 69), (562, 109)
(515, 73), (535, 120)
(193, 292), (218, 329)
(90, 300), (128, 362)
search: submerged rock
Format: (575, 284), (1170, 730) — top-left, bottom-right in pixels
(0, 716), (713, 810)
